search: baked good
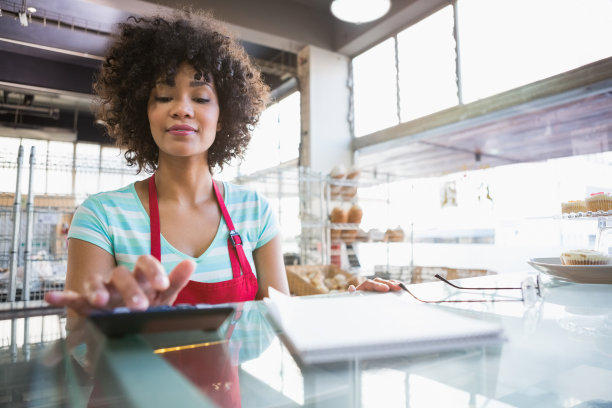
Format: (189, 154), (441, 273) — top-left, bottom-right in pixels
(561, 200), (587, 214)
(384, 227), (405, 242)
(341, 168), (360, 201)
(329, 165), (346, 200)
(560, 249), (611, 265)
(330, 207), (348, 223)
(585, 193), (612, 212)
(330, 207), (347, 241)
(341, 205), (362, 243)
(347, 205), (363, 224)
(341, 229), (358, 243)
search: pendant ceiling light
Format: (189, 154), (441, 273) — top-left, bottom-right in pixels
(330, 0), (391, 24)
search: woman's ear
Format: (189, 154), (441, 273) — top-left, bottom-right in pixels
(216, 122), (222, 132)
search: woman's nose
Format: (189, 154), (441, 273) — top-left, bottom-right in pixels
(171, 98), (194, 118)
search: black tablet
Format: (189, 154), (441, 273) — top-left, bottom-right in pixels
(88, 305), (235, 338)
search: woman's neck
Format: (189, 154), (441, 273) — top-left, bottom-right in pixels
(154, 161), (215, 207)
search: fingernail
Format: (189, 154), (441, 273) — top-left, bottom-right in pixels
(89, 290), (104, 305)
(131, 295), (148, 308)
(155, 275), (170, 287)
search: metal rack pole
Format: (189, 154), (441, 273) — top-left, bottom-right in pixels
(8, 145), (24, 302)
(22, 146), (36, 301)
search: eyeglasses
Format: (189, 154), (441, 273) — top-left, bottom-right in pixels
(398, 274), (542, 306)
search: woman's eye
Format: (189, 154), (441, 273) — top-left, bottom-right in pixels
(155, 96), (172, 103)
(194, 97), (210, 104)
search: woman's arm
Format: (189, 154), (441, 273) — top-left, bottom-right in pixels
(45, 238), (194, 314)
(253, 235), (289, 299)
(64, 238), (116, 298)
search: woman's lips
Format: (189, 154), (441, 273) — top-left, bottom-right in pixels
(167, 124), (196, 135)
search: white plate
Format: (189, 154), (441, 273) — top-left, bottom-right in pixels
(527, 257), (612, 284)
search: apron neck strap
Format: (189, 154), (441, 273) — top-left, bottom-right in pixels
(149, 175), (161, 261)
(148, 175), (240, 258)
(211, 180), (236, 232)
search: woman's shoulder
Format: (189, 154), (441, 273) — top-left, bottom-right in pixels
(79, 183), (139, 209)
(221, 181), (263, 202)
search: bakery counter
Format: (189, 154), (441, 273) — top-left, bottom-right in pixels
(1, 272), (612, 407)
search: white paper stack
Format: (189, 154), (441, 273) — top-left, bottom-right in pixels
(264, 288), (504, 365)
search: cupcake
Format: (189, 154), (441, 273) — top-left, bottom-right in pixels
(561, 200), (587, 214)
(560, 249), (611, 265)
(585, 192), (612, 212)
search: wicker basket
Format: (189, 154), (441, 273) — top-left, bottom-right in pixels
(285, 264), (361, 296)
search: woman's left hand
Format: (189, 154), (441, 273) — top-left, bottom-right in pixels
(348, 277), (403, 293)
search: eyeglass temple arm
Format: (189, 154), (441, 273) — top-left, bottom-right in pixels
(434, 274), (521, 290)
(397, 282), (515, 303)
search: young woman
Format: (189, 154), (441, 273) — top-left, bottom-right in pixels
(45, 10), (400, 314)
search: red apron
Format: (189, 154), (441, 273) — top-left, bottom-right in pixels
(148, 175), (258, 305)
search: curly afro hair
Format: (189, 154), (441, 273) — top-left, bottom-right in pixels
(93, 9), (269, 173)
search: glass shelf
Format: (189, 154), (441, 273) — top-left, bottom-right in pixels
(559, 210), (612, 219)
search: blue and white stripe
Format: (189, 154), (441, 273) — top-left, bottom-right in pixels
(68, 181), (279, 283)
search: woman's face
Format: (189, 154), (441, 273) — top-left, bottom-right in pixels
(147, 63), (221, 163)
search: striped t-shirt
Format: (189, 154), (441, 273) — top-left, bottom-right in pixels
(68, 181), (279, 283)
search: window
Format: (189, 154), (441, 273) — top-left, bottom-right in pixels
(46, 141), (73, 195)
(351, 0), (612, 135)
(218, 91), (301, 179)
(352, 38), (399, 137)
(457, 0), (612, 102)
(397, 5), (458, 121)
(0, 137), (143, 203)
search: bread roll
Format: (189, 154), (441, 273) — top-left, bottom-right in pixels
(330, 207), (348, 223)
(330, 207), (347, 241)
(347, 205), (363, 224)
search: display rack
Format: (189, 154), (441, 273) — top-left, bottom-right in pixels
(324, 170), (409, 277)
(0, 146), (77, 302)
(233, 165), (329, 266)
(558, 211), (612, 253)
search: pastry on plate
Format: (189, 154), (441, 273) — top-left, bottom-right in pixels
(561, 200), (587, 214)
(585, 192), (612, 212)
(560, 249), (611, 265)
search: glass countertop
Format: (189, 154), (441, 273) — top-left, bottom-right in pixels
(1, 272), (611, 407)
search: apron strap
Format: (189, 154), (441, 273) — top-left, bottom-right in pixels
(212, 181), (253, 278)
(149, 175), (162, 262)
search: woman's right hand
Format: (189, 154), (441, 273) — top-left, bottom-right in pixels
(45, 255), (195, 315)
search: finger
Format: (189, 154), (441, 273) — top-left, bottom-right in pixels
(109, 265), (149, 310)
(389, 280), (404, 291)
(44, 291), (97, 315)
(347, 285), (356, 293)
(374, 278), (403, 291)
(133, 254), (170, 291)
(83, 273), (111, 307)
(157, 259), (195, 304)
(358, 279), (390, 292)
